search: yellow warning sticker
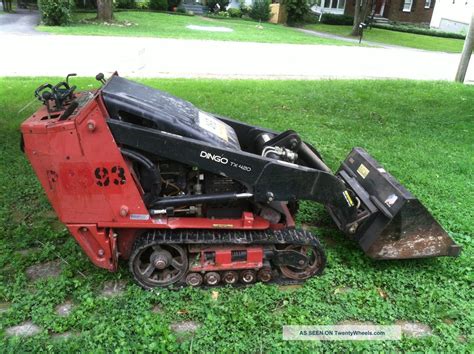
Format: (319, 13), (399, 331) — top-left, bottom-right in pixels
(343, 191), (354, 207)
(212, 224), (234, 228)
(357, 163), (370, 179)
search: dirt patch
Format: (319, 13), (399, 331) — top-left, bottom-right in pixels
(101, 280), (127, 297)
(278, 284), (303, 292)
(396, 321), (432, 338)
(338, 320), (375, 326)
(319, 234), (341, 248)
(52, 331), (76, 340)
(6, 321), (42, 337)
(170, 321), (200, 333)
(0, 302), (11, 314)
(334, 286), (352, 294)
(25, 259), (62, 281)
(11, 209), (29, 223)
(50, 220), (66, 232)
(186, 25), (233, 33)
(56, 301), (74, 317)
(151, 304), (163, 314)
(16, 247), (40, 257)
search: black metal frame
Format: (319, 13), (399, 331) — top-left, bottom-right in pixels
(107, 119), (358, 224)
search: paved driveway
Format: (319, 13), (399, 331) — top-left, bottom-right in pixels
(0, 8), (45, 35)
(0, 11), (472, 82)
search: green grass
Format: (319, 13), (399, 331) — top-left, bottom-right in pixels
(305, 23), (465, 53)
(0, 77), (473, 352)
(36, 11), (353, 46)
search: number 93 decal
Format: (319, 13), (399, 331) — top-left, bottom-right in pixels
(94, 166), (126, 187)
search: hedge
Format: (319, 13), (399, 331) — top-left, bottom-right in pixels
(372, 23), (466, 40)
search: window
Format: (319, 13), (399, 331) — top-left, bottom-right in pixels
(425, 0), (431, 7)
(315, 0), (346, 13)
(321, 0), (346, 9)
(403, 0), (413, 11)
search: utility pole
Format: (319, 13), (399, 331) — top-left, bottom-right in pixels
(455, 12), (474, 83)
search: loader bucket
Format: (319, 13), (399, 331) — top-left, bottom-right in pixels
(334, 148), (462, 260)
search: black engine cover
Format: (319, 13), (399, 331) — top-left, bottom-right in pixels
(102, 76), (241, 150)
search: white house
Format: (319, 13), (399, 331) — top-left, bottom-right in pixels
(228, 0), (253, 9)
(430, 0), (474, 33)
(311, 0), (346, 16)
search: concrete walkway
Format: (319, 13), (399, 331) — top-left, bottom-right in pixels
(0, 11), (472, 82)
(296, 28), (424, 51)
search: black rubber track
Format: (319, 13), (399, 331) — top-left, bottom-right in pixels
(129, 228), (327, 289)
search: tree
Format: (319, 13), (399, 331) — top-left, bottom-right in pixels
(2, 0), (13, 12)
(351, 0), (372, 37)
(97, 0), (113, 22)
(455, 11), (474, 83)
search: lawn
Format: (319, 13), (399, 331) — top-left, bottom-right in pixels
(0, 77), (473, 352)
(36, 11), (353, 46)
(305, 23), (465, 53)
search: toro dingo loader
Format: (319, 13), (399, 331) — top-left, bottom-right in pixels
(20, 74), (461, 289)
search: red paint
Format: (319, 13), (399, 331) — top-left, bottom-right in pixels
(188, 246), (263, 272)
(21, 76), (288, 273)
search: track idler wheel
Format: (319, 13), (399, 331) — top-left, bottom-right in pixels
(129, 242), (188, 289)
(204, 272), (221, 286)
(257, 268), (272, 283)
(186, 273), (203, 287)
(278, 244), (326, 281)
(240, 270), (256, 284)
(222, 271), (239, 285)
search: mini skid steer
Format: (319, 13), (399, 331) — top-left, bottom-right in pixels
(20, 74), (461, 289)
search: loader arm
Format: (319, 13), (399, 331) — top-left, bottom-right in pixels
(107, 119), (358, 224)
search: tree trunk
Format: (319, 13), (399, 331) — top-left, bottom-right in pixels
(97, 0), (113, 22)
(2, 0), (12, 12)
(351, 0), (362, 36)
(351, 0), (371, 36)
(455, 12), (474, 83)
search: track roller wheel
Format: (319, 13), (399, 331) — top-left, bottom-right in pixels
(240, 270), (256, 284)
(257, 268), (272, 283)
(204, 272), (221, 286)
(278, 243), (326, 280)
(129, 241), (188, 289)
(222, 271), (239, 285)
(186, 273), (203, 287)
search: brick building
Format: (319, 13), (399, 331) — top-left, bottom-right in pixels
(314, 0), (436, 25)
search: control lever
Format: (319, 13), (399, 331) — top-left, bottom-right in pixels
(96, 73), (106, 85)
(66, 73), (77, 85)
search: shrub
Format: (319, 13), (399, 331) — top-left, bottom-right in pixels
(115, 0), (135, 9)
(249, 0), (270, 21)
(303, 11), (319, 24)
(320, 13), (354, 25)
(167, 0), (181, 11)
(239, 1), (251, 16)
(136, 0), (150, 9)
(373, 24), (466, 40)
(283, 0), (309, 25)
(149, 0), (168, 10)
(217, 10), (230, 17)
(39, 0), (74, 26)
(228, 8), (241, 17)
